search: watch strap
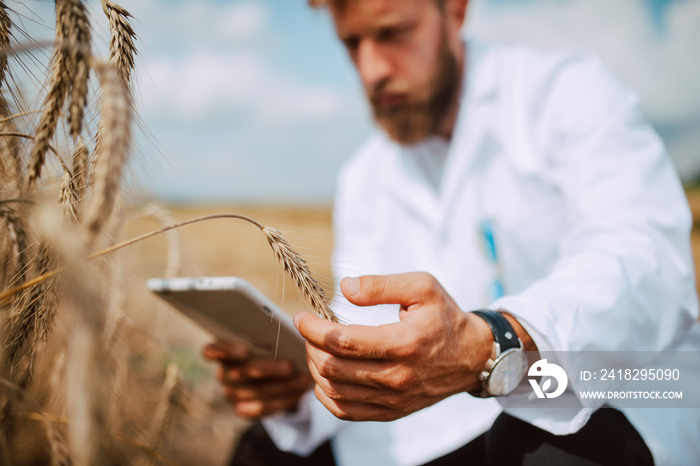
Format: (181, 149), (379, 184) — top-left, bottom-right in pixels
(471, 310), (520, 352)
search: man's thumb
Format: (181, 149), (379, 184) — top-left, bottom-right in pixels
(340, 273), (439, 308)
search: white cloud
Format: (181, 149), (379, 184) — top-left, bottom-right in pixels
(125, 0), (349, 122)
(119, 0), (271, 52)
(220, 1), (269, 42)
(140, 51), (348, 122)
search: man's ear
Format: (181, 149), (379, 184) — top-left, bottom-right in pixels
(444, 0), (469, 32)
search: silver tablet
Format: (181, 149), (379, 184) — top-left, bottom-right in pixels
(147, 277), (308, 372)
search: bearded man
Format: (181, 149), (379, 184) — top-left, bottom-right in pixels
(205, 1), (700, 465)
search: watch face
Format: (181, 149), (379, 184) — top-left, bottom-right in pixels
(487, 350), (528, 396)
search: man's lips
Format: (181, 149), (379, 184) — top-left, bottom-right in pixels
(372, 93), (407, 107)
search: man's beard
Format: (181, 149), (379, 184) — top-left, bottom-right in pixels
(368, 37), (460, 145)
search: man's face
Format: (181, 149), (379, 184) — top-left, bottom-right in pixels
(330, 0), (463, 144)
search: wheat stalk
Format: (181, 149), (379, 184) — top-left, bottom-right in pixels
(140, 363), (183, 466)
(47, 351), (71, 466)
(133, 204), (181, 278)
(41, 208), (111, 466)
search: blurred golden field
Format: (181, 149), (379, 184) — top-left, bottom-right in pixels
(117, 189), (700, 463)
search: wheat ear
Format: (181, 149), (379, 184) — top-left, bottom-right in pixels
(0, 202), (29, 287)
(0, 1), (11, 90)
(58, 170), (79, 222)
(82, 62), (130, 247)
(0, 101), (28, 287)
(102, 0), (137, 84)
(4, 240), (60, 385)
(26, 0), (73, 186)
(71, 141), (88, 217)
(262, 227), (336, 322)
(66, 0), (91, 140)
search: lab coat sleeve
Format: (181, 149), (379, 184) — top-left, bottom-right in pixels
(489, 54), (698, 433)
(261, 390), (347, 456)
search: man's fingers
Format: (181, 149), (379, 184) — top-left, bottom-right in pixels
(202, 341), (248, 364)
(219, 359), (295, 382)
(234, 395), (304, 419)
(306, 341), (403, 388)
(295, 312), (410, 359)
(313, 385), (405, 422)
(306, 351), (414, 411)
(340, 272), (444, 308)
(223, 375), (311, 401)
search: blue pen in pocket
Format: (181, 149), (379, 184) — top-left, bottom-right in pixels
(479, 219), (505, 302)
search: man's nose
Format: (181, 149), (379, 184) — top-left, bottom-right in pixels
(356, 40), (392, 89)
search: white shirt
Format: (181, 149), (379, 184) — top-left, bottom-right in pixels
(263, 39), (700, 466)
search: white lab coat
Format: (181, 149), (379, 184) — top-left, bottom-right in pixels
(263, 39), (700, 466)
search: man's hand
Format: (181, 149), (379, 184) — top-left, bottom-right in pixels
(294, 272), (495, 422)
(203, 341), (312, 419)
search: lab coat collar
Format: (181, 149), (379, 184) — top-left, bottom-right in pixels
(381, 39), (500, 228)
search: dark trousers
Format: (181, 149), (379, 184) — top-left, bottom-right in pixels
(230, 408), (654, 466)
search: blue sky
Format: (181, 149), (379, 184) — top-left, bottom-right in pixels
(9, 0), (700, 204)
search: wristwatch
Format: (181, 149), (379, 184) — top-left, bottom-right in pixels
(470, 310), (528, 397)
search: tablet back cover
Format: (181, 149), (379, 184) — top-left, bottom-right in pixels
(148, 277), (307, 371)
